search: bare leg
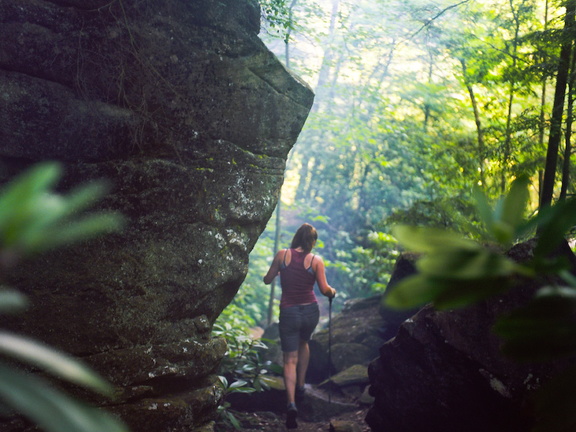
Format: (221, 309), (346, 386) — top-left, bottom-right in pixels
(296, 339), (310, 389)
(283, 351), (298, 405)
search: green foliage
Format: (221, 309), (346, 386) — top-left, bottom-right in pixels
(0, 162), (127, 432)
(328, 230), (399, 301)
(0, 163), (121, 261)
(253, 0), (572, 313)
(213, 314), (282, 430)
(259, 0), (297, 35)
(213, 320), (281, 392)
(385, 176), (576, 431)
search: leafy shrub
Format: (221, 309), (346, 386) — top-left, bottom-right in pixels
(213, 311), (282, 430)
(0, 162), (127, 432)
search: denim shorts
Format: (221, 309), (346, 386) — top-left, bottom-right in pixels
(279, 303), (320, 352)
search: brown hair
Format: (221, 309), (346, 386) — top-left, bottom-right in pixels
(290, 223), (318, 253)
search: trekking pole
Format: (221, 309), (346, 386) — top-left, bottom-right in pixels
(328, 295), (333, 404)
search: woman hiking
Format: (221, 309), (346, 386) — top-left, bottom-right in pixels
(263, 223), (337, 429)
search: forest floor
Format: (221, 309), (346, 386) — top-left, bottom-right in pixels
(215, 404), (371, 431)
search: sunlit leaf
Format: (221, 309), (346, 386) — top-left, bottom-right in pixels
(534, 199), (576, 258)
(0, 162), (124, 257)
(0, 362), (127, 432)
(392, 225), (480, 254)
(500, 174), (530, 229)
(229, 380), (249, 389)
(0, 332), (114, 397)
(490, 220), (515, 245)
(417, 249), (517, 280)
(0, 163), (62, 225)
(474, 176), (530, 245)
(218, 375), (228, 389)
(472, 185), (494, 232)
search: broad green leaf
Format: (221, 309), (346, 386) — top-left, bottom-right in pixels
(534, 199), (576, 259)
(218, 375), (228, 389)
(417, 249), (517, 280)
(24, 212), (123, 253)
(229, 380), (249, 389)
(490, 220), (515, 246)
(0, 362), (127, 432)
(266, 363), (284, 375)
(392, 225), (480, 254)
(0, 162), (123, 257)
(231, 386), (257, 394)
(226, 410), (242, 430)
(559, 270), (576, 288)
(473, 176), (530, 245)
(0, 289), (28, 313)
(0, 332), (114, 397)
(257, 375), (277, 388)
(0, 163), (62, 236)
(500, 174), (530, 229)
(384, 274), (449, 309)
(56, 182), (109, 217)
(472, 185), (494, 231)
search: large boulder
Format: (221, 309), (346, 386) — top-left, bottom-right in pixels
(0, 1), (314, 431)
(366, 241), (574, 432)
(308, 295), (388, 383)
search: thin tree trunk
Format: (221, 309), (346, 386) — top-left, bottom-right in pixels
(459, 58), (485, 186)
(560, 44), (576, 200)
(541, 0), (576, 208)
(423, 53), (433, 131)
(538, 0), (550, 199)
(501, 0), (522, 192)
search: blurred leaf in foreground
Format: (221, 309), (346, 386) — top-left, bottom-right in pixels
(0, 162), (128, 432)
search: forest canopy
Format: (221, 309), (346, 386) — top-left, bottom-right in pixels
(230, 0), (576, 327)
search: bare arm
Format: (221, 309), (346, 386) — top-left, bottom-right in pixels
(263, 250), (283, 284)
(313, 256), (336, 298)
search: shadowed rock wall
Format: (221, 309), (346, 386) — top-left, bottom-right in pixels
(0, 1), (313, 431)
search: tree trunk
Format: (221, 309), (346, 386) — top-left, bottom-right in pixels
(560, 44), (576, 200)
(460, 59), (486, 186)
(501, 0), (523, 192)
(540, 0), (576, 208)
(538, 0), (550, 199)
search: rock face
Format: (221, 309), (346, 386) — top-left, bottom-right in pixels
(0, 1), (313, 431)
(366, 242), (572, 432)
(309, 296), (389, 383)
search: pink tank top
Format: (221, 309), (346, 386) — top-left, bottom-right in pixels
(280, 249), (318, 308)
